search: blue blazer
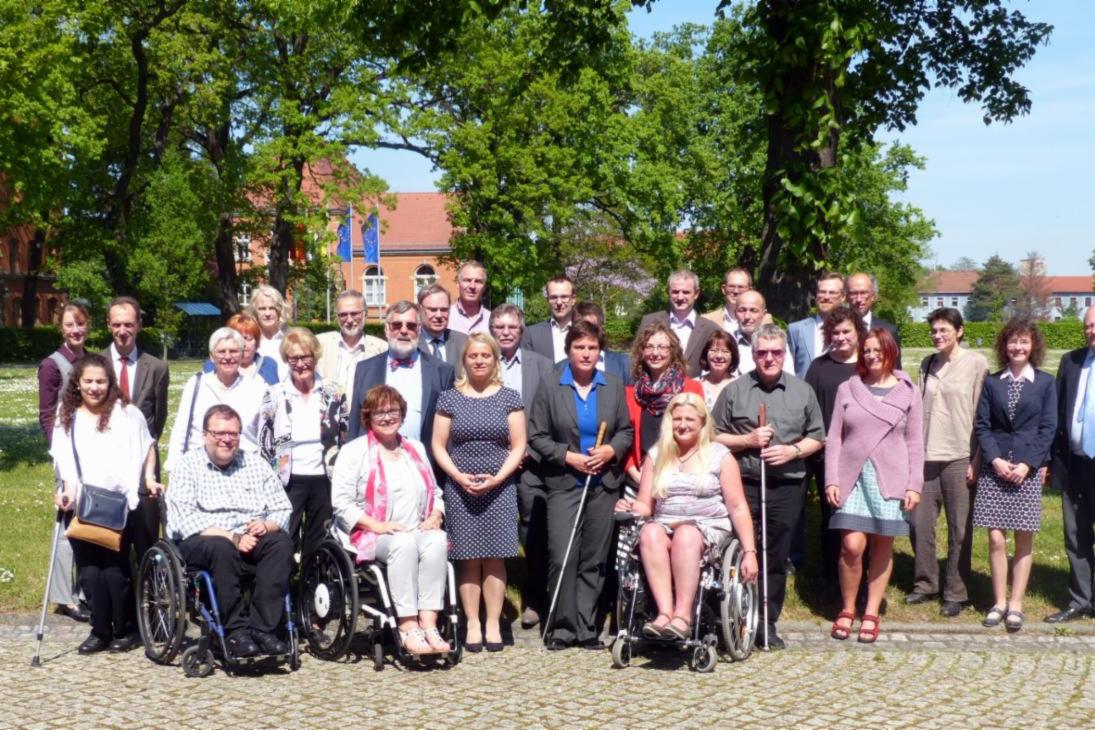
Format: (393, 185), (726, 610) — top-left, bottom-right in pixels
(974, 369), (1057, 469)
(787, 316), (820, 377)
(346, 351), (455, 456)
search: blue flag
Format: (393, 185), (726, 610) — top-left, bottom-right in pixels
(363, 213), (380, 264)
(336, 216), (352, 262)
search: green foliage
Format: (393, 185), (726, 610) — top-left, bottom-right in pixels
(965, 255), (1023, 322)
(0, 327), (161, 363)
(898, 320), (1083, 351)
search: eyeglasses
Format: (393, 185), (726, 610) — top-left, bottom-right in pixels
(389, 321), (419, 332)
(643, 344), (671, 353)
(214, 350), (241, 359)
(755, 349), (785, 359)
(492, 324), (521, 332)
(707, 348), (733, 356)
(287, 354), (315, 365)
(371, 409), (402, 422)
(547, 295), (573, 302)
(205, 430), (241, 442)
(336, 310), (364, 319)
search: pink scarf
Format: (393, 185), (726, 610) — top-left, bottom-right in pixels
(349, 431), (437, 563)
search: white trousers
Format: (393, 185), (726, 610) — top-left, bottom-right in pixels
(375, 530), (447, 617)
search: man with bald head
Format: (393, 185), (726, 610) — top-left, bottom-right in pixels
(1047, 305), (1095, 623)
(734, 289), (793, 376)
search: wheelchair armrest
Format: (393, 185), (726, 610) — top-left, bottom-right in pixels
(614, 511), (637, 525)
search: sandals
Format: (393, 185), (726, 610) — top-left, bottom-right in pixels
(983, 605), (1007, 628)
(399, 627), (433, 655)
(423, 627), (451, 653)
(830, 611), (855, 641)
(858, 614), (880, 644)
(1005, 609), (1025, 633)
(664, 615), (692, 641)
(642, 613), (672, 639)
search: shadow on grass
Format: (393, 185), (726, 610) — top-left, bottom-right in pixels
(0, 425), (51, 470)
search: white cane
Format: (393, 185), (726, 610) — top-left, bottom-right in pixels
(543, 422), (607, 641)
(758, 403), (770, 651)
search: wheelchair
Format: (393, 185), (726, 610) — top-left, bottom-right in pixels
(135, 539), (301, 678)
(610, 514), (758, 672)
(297, 534), (462, 670)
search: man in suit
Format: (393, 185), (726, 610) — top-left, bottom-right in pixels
(639, 269), (721, 378)
(572, 300), (631, 385)
(105, 296), (169, 561)
(448, 261), (489, 335)
(522, 275), (576, 363)
(416, 283), (468, 371)
(347, 301), (455, 473)
(490, 303), (555, 628)
(1046, 305), (1095, 623)
(846, 272), (902, 366)
(703, 267), (752, 335)
(787, 272), (846, 376)
(316, 290), (388, 411)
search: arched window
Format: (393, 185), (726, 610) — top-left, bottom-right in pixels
(413, 264), (437, 298)
(363, 266), (387, 307)
(238, 281), (252, 307)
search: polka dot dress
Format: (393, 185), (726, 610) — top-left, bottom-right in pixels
(972, 378), (1043, 532)
(437, 386), (523, 560)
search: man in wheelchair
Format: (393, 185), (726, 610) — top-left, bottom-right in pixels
(614, 393), (758, 644)
(165, 404), (294, 659)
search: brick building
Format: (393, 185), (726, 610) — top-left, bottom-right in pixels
(0, 183), (62, 326)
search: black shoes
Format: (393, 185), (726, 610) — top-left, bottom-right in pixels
(57, 604), (91, 623)
(544, 637), (571, 651)
(252, 630), (288, 656)
(940, 600), (964, 618)
(78, 634), (109, 654)
(578, 638), (604, 651)
(755, 625), (786, 651)
(109, 633), (139, 652)
(1044, 606), (1094, 624)
(226, 629), (260, 658)
(904, 592), (939, 606)
(520, 607), (541, 630)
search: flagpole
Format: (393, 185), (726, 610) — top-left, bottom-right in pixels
(348, 203), (355, 300)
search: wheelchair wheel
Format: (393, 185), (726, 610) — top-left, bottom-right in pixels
(690, 644), (718, 673)
(610, 637), (631, 668)
(719, 539), (758, 661)
(136, 541), (187, 665)
(298, 540), (359, 660)
(181, 645), (215, 678)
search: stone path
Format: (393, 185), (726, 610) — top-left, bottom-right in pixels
(4, 616), (1094, 728)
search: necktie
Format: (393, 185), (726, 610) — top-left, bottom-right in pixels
(430, 338), (442, 359)
(390, 357), (413, 372)
(119, 356), (130, 400)
(1082, 361), (1095, 458)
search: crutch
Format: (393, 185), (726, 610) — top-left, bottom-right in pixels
(31, 490), (68, 667)
(758, 403), (770, 651)
(543, 422), (607, 641)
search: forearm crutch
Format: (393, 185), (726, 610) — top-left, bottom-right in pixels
(31, 493), (67, 667)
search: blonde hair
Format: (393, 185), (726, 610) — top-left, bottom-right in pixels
(279, 326), (322, 361)
(650, 392), (715, 500)
(454, 332), (503, 389)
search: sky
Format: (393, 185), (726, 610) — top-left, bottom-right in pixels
(350, 1), (1092, 277)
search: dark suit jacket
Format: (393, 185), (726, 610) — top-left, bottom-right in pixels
(1051, 347), (1094, 489)
(521, 320), (562, 362)
(638, 311), (721, 378)
(975, 369), (1057, 470)
(418, 329), (467, 374)
(514, 349), (556, 487)
(527, 371), (634, 493)
(347, 352), (456, 460)
(104, 347), (169, 440)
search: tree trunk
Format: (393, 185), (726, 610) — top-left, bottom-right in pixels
(213, 212), (240, 319)
(20, 227), (45, 327)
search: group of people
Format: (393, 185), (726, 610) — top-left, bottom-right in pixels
(36, 260), (1095, 662)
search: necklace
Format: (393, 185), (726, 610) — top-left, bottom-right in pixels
(678, 446), (700, 465)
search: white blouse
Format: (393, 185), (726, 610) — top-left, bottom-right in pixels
(165, 372), (267, 472)
(50, 403), (154, 511)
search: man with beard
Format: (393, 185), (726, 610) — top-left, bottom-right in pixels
(316, 289), (387, 411)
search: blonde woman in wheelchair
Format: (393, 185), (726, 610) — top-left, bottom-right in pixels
(615, 392), (759, 640)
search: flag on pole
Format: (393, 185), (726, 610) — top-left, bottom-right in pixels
(363, 213), (380, 265)
(336, 206), (353, 262)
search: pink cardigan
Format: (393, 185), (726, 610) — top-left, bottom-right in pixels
(824, 372), (924, 502)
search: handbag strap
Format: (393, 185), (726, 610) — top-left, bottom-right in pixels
(70, 422), (83, 485)
(182, 371), (202, 453)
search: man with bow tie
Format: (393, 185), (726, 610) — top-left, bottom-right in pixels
(347, 301), (455, 475)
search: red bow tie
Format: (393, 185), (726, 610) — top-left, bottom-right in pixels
(389, 357), (413, 371)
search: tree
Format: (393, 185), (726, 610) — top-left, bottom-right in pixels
(1016, 251), (1052, 321)
(965, 255), (1021, 322)
(715, 0), (1051, 317)
(951, 257), (978, 272)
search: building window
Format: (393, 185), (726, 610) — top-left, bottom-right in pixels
(413, 264), (437, 298)
(1087, 297), (1092, 307)
(1056, 297), (1062, 307)
(11, 296), (21, 321)
(238, 281), (252, 307)
(950, 296), (958, 307)
(1072, 297), (1079, 308)
(234, 234), (253, 264)
(936, 297), (943, 308)
(363, 266), (386, 307)
(8, 239), (18, 274)
(920, 297), (928, 307)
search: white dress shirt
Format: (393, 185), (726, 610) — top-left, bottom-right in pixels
(550, 318), (571, 363)
(387, 353), (424, 441)
(669, 309), (698, 352)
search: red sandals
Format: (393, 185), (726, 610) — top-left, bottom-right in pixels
(858, 614), (880, 643)
(830, 611), (855, 640)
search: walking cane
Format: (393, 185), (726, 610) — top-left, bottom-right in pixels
(31, 492), (68, 667)
(758, 403), (770, 651)
(543, 422), (607, 641)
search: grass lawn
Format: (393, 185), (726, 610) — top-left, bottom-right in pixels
(0, 353), (1076, 624)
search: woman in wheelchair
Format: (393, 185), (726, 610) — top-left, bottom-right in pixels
(331, 385), (451, 656)
(615, 392), (758, 640)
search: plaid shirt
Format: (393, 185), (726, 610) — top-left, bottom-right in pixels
(166, 447), (291, 541)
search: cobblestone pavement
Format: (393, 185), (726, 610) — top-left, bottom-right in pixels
(4, 617), (1095, 728)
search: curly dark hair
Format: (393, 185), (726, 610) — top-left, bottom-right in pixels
(59, 353), (123, 434)
(629, 321), (687, 381)
(993, 317), (1045, 369)
(821, 305), (866, 347)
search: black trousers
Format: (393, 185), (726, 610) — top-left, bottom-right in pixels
(517, 474), (549, 615)
(743, 477), (806, 626)
(1061, 454), (1095, 610)
(810, 461), (841, 591)
(130, 489), (161, 564)
(179, 532), (294, 634)
(71, 519), (133, 641)
(545, 484), (615, 643)
(285, 473), (332, 561)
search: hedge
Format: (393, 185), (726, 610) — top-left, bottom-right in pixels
(897, 320), (1084, 350)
